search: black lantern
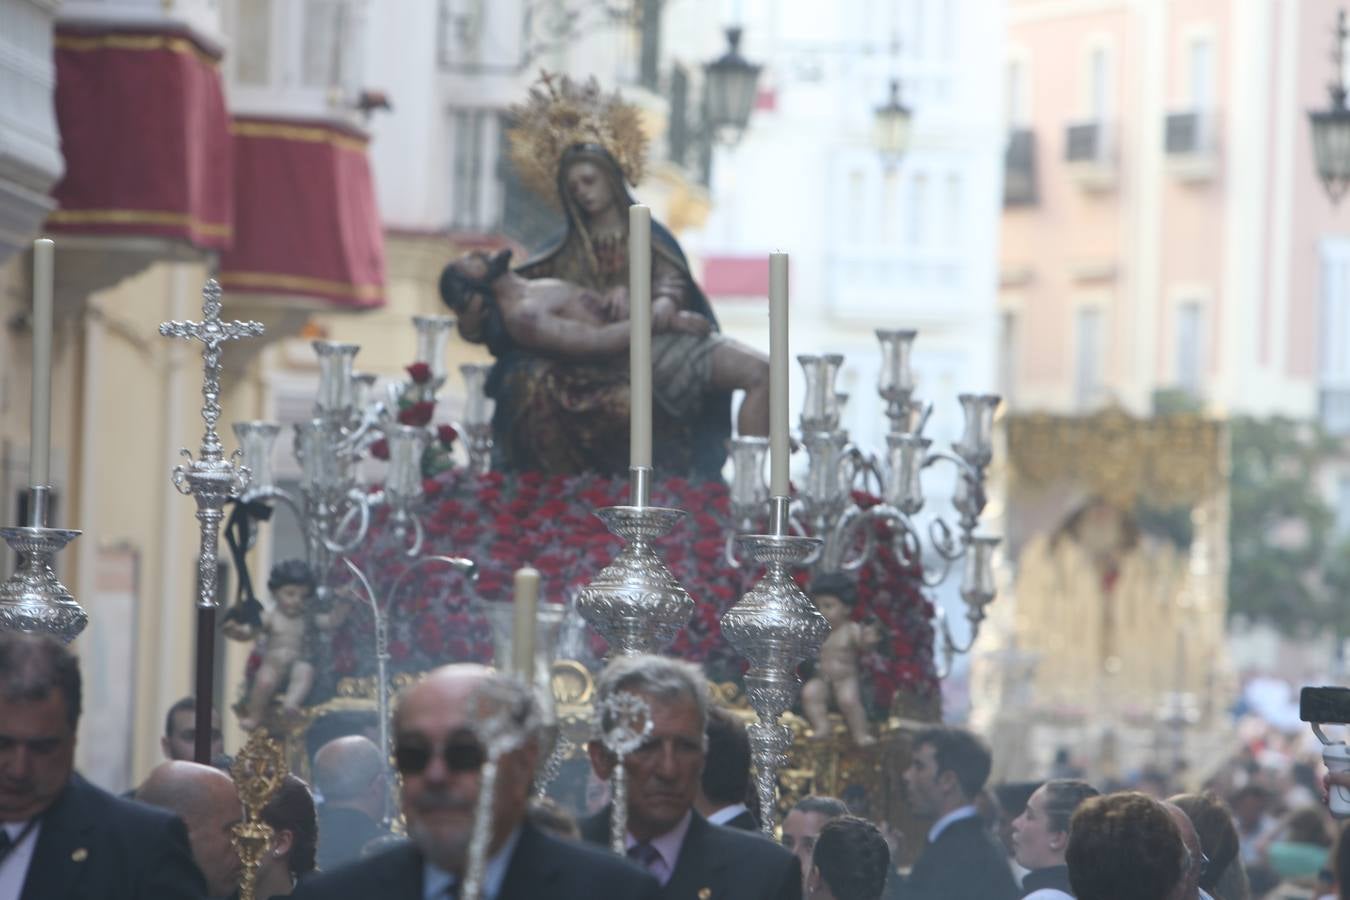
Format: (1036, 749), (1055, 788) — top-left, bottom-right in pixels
(874, 78), (913, 167)
(703, 27), (762, 143)
(1310, 10), (1350, 205)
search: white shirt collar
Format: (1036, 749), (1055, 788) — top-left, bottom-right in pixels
(706, 803), (749, 827)
(927, 804), (979, 843)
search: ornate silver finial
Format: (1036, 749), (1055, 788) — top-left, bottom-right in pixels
(596, 690), (654, 853)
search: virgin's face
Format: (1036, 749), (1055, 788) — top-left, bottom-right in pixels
(565, 160), (616, 218)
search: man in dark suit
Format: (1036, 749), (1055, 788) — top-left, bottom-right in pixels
(0, 632), (206, 900)
(311, 735), (391, 869)
(581, 654), (801, 900)
(894, 726), (1018, 900)
(290, 664), (660, 900)
(694, 707), (757, 832)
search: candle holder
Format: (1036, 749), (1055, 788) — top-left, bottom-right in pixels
(720, 496), (829, 834)
(0, 486), (86, 643)
(413, 315), (454, 396)
(575, 467), (694, 657)
(595, 690), (654, 853)
(459, 363), (494, 474)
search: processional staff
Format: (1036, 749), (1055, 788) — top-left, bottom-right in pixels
(159, 280), (264, 764)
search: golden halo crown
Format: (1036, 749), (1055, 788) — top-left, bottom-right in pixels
(507, 73), (649, 206)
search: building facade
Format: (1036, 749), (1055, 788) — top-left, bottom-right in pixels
(998, 0), (1345, 422)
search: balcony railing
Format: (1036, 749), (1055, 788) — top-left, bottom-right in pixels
(1064, 119), (1117, 191)
(1004, 128), (1038, 207)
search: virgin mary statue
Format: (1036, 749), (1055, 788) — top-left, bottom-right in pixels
(459, 75), (732, 478)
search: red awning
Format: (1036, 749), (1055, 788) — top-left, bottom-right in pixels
(218, 117), (385, 309)
(47, 27), (232, 249)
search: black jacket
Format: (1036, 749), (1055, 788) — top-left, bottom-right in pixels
(895, 814), (1019, 900)
(17, 773), (206, 900)
(581, 807), (801, 900)
(289, 821), (661, 900)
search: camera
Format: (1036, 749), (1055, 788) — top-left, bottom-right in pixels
(1299, 686), (1350, 818)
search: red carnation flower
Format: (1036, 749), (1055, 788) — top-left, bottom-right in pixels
(437, 424), (458, 447)
(369, 438), (390, 460)
(398, 401), (436, 427)
(423, 479), (443, 497)
(406, 362), (433, 384)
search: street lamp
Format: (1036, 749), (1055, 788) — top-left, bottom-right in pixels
(1310, 10), (1350, 205)
(874, 78), (913, 168)
(703, 26), (762, 144)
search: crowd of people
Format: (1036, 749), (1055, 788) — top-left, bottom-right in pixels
(4, 628), (1350, 900)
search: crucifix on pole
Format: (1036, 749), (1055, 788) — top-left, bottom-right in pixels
(160, 279), (264, 763)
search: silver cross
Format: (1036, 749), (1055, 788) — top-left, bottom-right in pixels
(159, 279), (265, 463)
(159, 279), (265, 609)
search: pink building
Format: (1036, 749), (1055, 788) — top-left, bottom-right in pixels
(1000, 0), (1348, 427)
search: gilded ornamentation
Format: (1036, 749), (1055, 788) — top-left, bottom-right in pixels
(1005, 405), (1224, 509)
(230, 730), (288, 900)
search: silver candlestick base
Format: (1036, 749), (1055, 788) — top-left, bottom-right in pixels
(576, 467), (694, 658)
(0, 487), (85, 643)
(720, 496), (829, 834)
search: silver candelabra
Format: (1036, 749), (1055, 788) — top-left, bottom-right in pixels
(729, 328), (1001, 679)
(232, 318), (494, 585)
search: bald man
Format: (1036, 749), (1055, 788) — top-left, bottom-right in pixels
(313, 736), (391, 869)
(137, 761), (243, 899)
(1162, 802), (1209, 900)
(291, 664), (659, 899)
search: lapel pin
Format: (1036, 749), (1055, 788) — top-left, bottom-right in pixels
(698, 889), (711, 899)
(71, 848), (88, 863)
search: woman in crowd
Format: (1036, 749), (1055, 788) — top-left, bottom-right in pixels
(255, 775), (319, 898)
(1171, 792), (1249, 900)
(1010, 779), (1101, 898)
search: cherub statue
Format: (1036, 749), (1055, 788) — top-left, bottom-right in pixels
(223, 559), (326, 730)
(801, 573), (876, 747)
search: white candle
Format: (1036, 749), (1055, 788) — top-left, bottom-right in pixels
(629, 205), (652, 469)
(31, 239), (54, 487)
(769, 252), (790, 497)
(512, 567), (539, 684)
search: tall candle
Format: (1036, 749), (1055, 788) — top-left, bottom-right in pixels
(629, 205), (652, 469)
(769, 252), (790, 497)
(512, 566), (539, 684)
(31, 239), (54, 487)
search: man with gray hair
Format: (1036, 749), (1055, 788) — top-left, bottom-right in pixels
(312, 735), (391, 869)
(0, 632), (205, 899)
(581, 654), (802, 899)
(291, 663), (659, 899)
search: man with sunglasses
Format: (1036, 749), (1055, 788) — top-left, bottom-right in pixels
(290, 664), (660, 900)
(581, 654), (802, 899)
